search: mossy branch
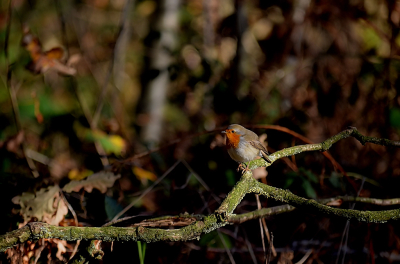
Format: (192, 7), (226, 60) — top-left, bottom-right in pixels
(227, 195), (400, 224)
(1, 126), (400, 253)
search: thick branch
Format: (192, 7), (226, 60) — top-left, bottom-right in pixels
(350, 128), (400, 147)
(228, 196), (400, 224)
(0, 215), (226, 253)
(247, 127), (400, 169)
(217, 172), (400, 224)
(216, 172), (254, 214)
(323, 196), (400, 206)
(250, 179), (400, 223)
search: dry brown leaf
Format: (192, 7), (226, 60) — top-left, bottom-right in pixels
(0, 131), (25, 155)
(210, 134), (225, 149)
(22, 26), (77, 75)
(12, 185), (68, 227)
(326, 199), (343, 206)
(63, 171), (121, 193)
(53, 239), (67, 261)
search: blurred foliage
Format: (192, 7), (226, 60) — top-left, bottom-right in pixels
(1, 0), (400, 263)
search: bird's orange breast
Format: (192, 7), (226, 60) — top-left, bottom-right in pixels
(225, 130), (240, 149)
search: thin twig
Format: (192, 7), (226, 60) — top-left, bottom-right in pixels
(242, 228), (258, 264)
(33, 239), (46, 264)
(337, 178), (366, 264)
(114, 128), (224, 167)
(261, 218), (277, 257)
(267, 233), (273, 264)
(4, 1), (39, 177)
(60, 192), (80, 260)
(93, 0), (134, 127)
(295, 249), (313, 264)
(182, 159), (221, 203)
(110, 160), (181, 221)
(217, 231), (236, 264)
(255, 195), (267, 262)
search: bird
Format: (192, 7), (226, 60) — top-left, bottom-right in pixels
(222, 124), (271, 172)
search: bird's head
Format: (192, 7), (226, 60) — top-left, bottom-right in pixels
(221, 124), (246, 148)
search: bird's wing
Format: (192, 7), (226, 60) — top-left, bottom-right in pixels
(248, 140), (271, 163)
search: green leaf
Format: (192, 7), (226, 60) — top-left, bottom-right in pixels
(225, 169), (236, 187)
(329, 172), (342, 188)
(283, 171), (297, 188)
(18, 94), (75, 120)
(218, 232), (233, 249)
(303, 169), (318, 183)
(199, 231), (232, 249)
(105, 196), (123, 220)
(199, 231), (218, 247)
(74, 122), (127, 155)
(359, 25), (381, 51)
(137, 241), (146, 264)
(389, 108), (400, 129)
(301, 180), (317, 199)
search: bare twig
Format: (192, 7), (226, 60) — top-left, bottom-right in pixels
(255, 195), (267, 262)
(242, 228), (258, 264)
(4, 2), (39, 178)
(182, 159), (221, 203)
(267, 233), (273, 264)
(60, 192), (80, 260)
(110, 160), (181, 221)
(295, 249), (312, 264)
(217, 231), (236, 264)
(261, 218), (277, 257)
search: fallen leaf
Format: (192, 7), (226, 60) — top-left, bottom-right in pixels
(326, 199), (343, 206)
(22, 26), (77, 75)
(12, 185), (68, 227)
(0, 131), (24, 155)
(133, 166), (157, 184)
(63, 171), (121, 193)
(68, 168), (94, 181)
(54, 239), (67, 261)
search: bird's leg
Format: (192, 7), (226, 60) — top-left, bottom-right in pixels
(237, 163), (246, 172)
(246, 160), (252, 170)
(237, 161), (251, 174)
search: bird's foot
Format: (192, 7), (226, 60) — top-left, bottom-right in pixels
(237, 163), (251, 174)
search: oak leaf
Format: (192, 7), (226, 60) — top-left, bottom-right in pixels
(63, 171), (120, 193)
(22, 26), (77, 75)
(12, 185), (68, 227)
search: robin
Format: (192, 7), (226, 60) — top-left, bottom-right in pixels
(222, 124), (271, 171)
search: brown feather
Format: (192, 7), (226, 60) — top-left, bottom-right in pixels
(248, 140), (271, 163)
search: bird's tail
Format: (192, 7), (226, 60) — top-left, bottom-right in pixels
(261, 151), (272, 163)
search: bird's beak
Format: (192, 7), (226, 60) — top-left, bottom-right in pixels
(221, 130), (226, 134)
